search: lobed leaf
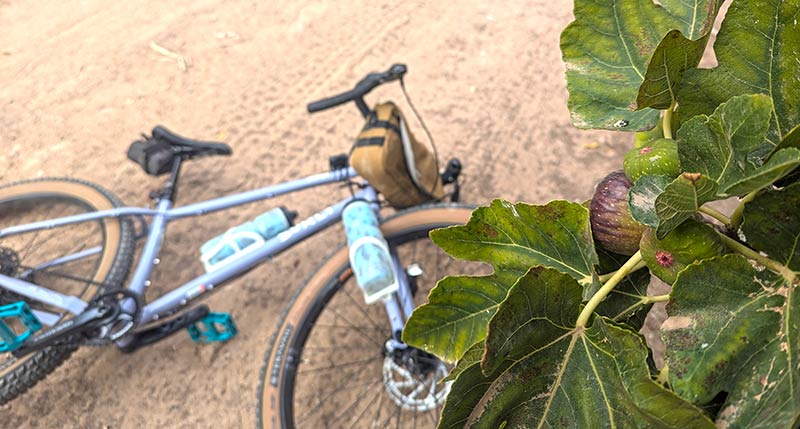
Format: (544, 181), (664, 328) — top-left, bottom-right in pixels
(676, 0), (800, 153)
(663, 254), (800, 428)
(635, 29), (710, 111)
(441, 268), (714, 428)
(629, 174), (673, 228)
(560, 0), (718, 131)
(628, 96), (800, 238)
(677, 94), (800, 197)
(403, 200), (598, 362)
(742, 183), (800, 271)
(653, 172), (718, 239)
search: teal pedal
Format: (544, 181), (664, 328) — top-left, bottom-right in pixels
(0, 301), (42, 352)
(187, 312), (237, 343)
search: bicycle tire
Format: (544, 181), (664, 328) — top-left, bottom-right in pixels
(256, 203), (476, 428)
(0, 178), (134, 404)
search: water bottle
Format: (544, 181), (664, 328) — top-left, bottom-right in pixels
(342, 201), (398, 304)
(200, 207), (297, 272)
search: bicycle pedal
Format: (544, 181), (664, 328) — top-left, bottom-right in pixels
(0, 301), (43, 353)
(187, 312), (237, 343)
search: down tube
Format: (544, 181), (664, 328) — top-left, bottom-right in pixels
(137, 197), (354, 324)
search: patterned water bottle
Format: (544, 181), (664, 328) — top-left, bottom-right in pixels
(200, 207), (296, 272)
(342, 201), (398, 304)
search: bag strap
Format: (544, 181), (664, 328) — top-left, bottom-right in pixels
(363, 120), (401, 136)
(353, 137), (385, 148)
(398, 116), (435, 199)
(399, 78), (440, 198)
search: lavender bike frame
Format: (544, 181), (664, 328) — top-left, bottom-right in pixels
(0, 167), (415, 347)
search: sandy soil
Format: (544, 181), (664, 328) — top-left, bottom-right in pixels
(1, 1), (648, 427)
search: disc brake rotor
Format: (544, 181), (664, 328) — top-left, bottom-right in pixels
(382, 353), (451, 412)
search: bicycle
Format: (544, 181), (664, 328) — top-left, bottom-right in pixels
(0, 64), (476, 427)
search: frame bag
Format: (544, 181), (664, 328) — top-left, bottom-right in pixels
(350, 102), (443, 208)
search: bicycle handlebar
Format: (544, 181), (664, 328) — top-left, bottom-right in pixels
(307, 63), (407, 114)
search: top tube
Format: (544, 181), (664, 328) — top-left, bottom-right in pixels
(0, 167), (358, 238)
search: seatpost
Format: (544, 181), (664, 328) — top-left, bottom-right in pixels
(161, 156), (184, 202)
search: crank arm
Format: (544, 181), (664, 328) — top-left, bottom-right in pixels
(11, 305), (113, 358)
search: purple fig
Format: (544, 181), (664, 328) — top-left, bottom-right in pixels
(589, 171), (645, 255)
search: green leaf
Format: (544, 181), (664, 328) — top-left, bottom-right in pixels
(442, 341), (484, 383)
(635, 30), (710, 110)
(402, 274), (513, 363)
(481, 268), (583, 374)
(663, 256), (783, 403)
(438, 360), (493, 429)
(677, 94), (800, 197)
(775, 123), (800, 152)
(663, 255), (800, 427)
(403, 200), (598, 362)
(654, 173), (718, 239)
(742, 183), (800, 270)
(718, 273), (800, 428)
(560, 0), (718, 131)
(440, 270), (714, 428)
(431, 200), (598, 280)
(724, 148), (800, 196)
(634, 96), (800, 238)
(676, 0), (800, 151)
(629, 174), (673, 227)
(629, 173), (720, 240)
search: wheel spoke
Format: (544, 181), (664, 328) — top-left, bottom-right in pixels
(297, 355), (381, 374)
(0, 179), (132, 404)
(268, 210), (474, 428)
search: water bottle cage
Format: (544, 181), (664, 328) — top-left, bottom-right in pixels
(200, 231), (265, 272)
(342, 201), (399, 305)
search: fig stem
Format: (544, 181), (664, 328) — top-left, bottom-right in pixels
(643, 294), (670, 304)
(699, 206), (732, 228)
(576, 251), (643, 328)
(611, 293), (669, 323)
(662, 100), (677, 140)
(730, 189), (760, 230)
(717, 232), (797, 283)
(593, 259), (646, 283)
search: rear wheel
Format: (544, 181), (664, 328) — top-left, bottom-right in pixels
(257, 204), (483, 428)
(0, 178), (134, 404)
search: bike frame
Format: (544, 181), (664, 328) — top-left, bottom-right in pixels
(0, 166), (416, 348)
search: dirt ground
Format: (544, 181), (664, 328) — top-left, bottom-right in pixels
(1, 1), (658, 427)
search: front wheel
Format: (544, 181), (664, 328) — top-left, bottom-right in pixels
(256, 204), (481, 429)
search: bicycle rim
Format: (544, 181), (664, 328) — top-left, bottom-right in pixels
(0, 179), (131, 398)
(260, 205), (485, 428)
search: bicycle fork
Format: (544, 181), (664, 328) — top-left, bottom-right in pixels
(340, 188), (415, 350)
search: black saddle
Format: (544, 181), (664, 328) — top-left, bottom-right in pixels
(151, 126), (232, 157)
(128, 125), (232, 176)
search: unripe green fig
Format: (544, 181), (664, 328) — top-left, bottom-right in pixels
(623, 138), (680, 182)
(633, 121), (663, 149)
(639, 219), (727, 285)
(589, 171), (645, 255)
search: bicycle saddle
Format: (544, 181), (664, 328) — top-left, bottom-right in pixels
(152, 125), (232, 157)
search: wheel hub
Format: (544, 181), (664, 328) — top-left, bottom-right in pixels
(382, 345), (451, 412)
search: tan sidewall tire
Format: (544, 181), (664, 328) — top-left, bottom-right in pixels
(0, 179), (128, 392)
(257, 204), (472, 428)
